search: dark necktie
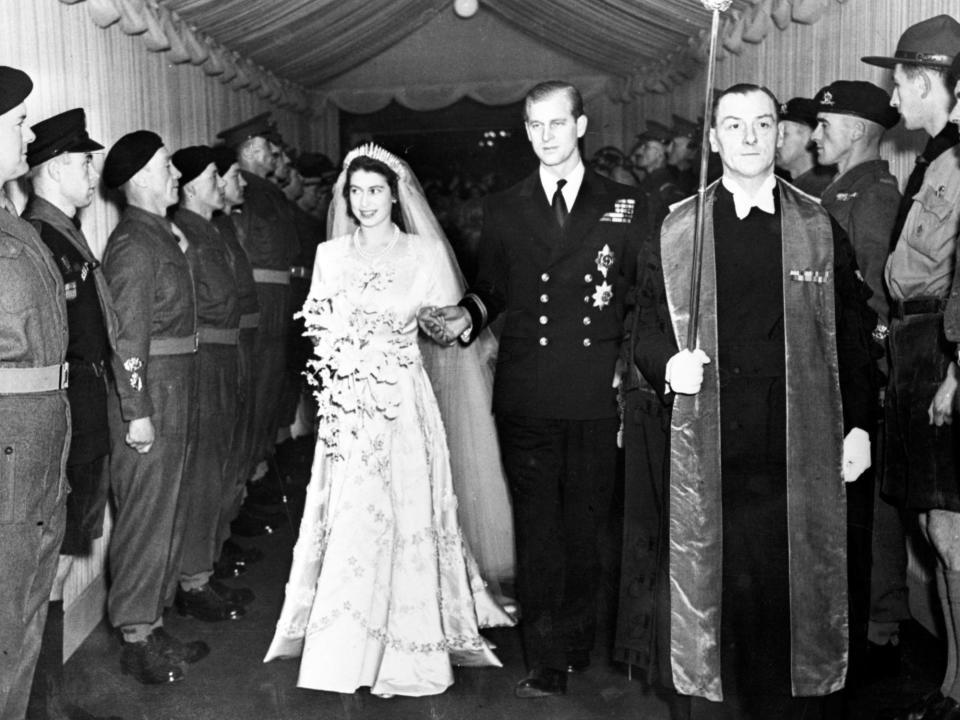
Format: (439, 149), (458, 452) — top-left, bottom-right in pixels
(552, 179), (568, 229)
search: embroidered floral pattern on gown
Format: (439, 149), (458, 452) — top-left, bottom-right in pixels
(264, 232), (514, 696)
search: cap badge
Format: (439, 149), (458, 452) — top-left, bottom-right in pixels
(821, 91), (834, 106)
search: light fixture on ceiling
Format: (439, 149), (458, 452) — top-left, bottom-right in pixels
(453, 0), (479, 19)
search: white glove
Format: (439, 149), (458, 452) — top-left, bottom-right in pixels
(665, 348), (711, 395)
(842, 427), (871, 483)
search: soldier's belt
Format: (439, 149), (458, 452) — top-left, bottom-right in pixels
(253, 268), (291, 285)
(239, 312), (260, 330)
(890, 296), (947, 319)
(149, 334), (198, 356)
(0, 362), (69, 393)
(290, 265), (309, 279)
(198, 327), (240, 345)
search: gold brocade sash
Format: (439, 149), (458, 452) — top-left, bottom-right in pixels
(660, 179), (847, 701)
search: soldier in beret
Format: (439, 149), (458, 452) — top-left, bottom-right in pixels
(169, 146), (252, 624)
(812, 79), (904, 687)
(101, 131), (209, 685)
(862, 14), (960, 719)
(206, 146), (264, 572)
(775, 96), (835, 197)
(21, 108), (121, 720)
(0, 66), (71, 720)
(216, 114), (298, 532)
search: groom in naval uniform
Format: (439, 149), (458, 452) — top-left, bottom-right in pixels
(423, 80), (648, 697)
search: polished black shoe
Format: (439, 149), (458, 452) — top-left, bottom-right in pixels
(514, 667), (567, 698)
(231, 510), (276, 537)
(212, 558), (247, 579)
(566, 650), (590, 673)
(151, 628), (210, 665)
(120, 637), (183, 684)
(221, 538), (264, 564)
(209, 578), (255, 606)
(176, 585), (245, 622)
(879, 690), (951, 720)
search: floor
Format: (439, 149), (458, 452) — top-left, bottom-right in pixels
(62, 437), (945, 720)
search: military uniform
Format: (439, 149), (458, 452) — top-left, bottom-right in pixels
(234, 171), (298, 464)
(0, 204), (69, 720)
(24, 197), (118, 555)
(213, 210), (260, 548)
(173, 207), (239, 588)
(460, 166), (647, 673)
(103, 205), (198, 632)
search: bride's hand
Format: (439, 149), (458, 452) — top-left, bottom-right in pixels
(418, 306), (448, 344)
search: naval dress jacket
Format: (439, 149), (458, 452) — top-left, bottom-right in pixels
(462, 168), (647, 420)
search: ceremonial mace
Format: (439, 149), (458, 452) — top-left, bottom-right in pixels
(686, 0), (732, 350)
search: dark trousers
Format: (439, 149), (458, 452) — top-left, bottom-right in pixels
(61, 455), (109, 556)
(107, 354), (196, 630)
(0, 394), (68, 720)
(180, 344), (238, 580)
(496, 413), (618, 671)
(219, 327), (258, 548)
(250, 283), (289, 464)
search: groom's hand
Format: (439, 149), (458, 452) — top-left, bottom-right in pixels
(418, 305), (471, 345)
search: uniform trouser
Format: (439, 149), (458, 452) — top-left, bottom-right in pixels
(250, 282), (290, 465)
(0, 393), (68, 720)
(218, 327), (258, 550)
(278, 277), (310, 428)
(496, 413), (619, 672)
(180, 344), (238, 582)
(107, 354), (196, 630)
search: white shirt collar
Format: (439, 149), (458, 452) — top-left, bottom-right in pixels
(721, 173), (776, 220)
(539, 161), (585, 212)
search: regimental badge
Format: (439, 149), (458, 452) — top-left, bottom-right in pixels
(821, 91), (834, 106)
(600, 198), (635, 223)
(80, 263), (90, 282)
(789, 268), (830, 284)
(592, 280), (613, 309)
(835, 192), (858, 202)
(595, 244), (615, 278)
(123, 357), (143, 392)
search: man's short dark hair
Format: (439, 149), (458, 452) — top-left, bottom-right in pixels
(523, 81), (584, 122)
(901, 63), (954, 95)
(710, 84), (780, 127)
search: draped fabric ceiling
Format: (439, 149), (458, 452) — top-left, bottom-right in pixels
(67, 0), (844, 114)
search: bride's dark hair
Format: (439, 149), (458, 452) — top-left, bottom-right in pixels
(343, 154), (404, 227)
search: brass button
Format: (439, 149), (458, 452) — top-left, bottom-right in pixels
(539, 315), (548, 325)
(540, 293), (549, 303)
(582, 338), (592, 347)
(582, 317), (591, 326)
(583, 296), (590, 303)
(3, 446), (11, 455)
(541, 272), (550, 282)
(539, 337), (549, 346)
(584, 273), (593, 282)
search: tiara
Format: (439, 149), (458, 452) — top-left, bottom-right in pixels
(342, 142), (406, 180)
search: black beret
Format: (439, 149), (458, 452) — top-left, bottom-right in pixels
(102, 130), (164, 189)
(216, 112), (274, 149)
(813, 81), (900, 130)
(28, 108), (104, 168)
(778, 97), (818, 129)
(862, 14), (960, 70)
(0, 66), (32, 116)
(211, 145), (238, 176)
(171, 145), (215, 187)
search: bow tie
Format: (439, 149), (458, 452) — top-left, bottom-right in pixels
(722, 176), (775, 220)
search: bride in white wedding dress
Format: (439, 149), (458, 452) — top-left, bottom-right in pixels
(263, 144), (515, 697)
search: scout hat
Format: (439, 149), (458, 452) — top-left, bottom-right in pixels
(28, 108), (104, 168)
(171, 145), (216, 186)
(0, 66), (32, 115)
(813, 81), (900, 130)
(862, 14), (960, 70)
(779, 97), (818, 129)
(102, 130), (164, 189)
(216, 112), (274, 149)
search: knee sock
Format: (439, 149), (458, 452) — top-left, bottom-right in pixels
(941, 569), (960, 700)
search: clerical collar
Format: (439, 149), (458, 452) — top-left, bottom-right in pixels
(721, 174), (776, 220)
(539, 161), (585, 212)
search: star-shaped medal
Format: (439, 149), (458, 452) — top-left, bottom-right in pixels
(592, 281), (613, 310)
